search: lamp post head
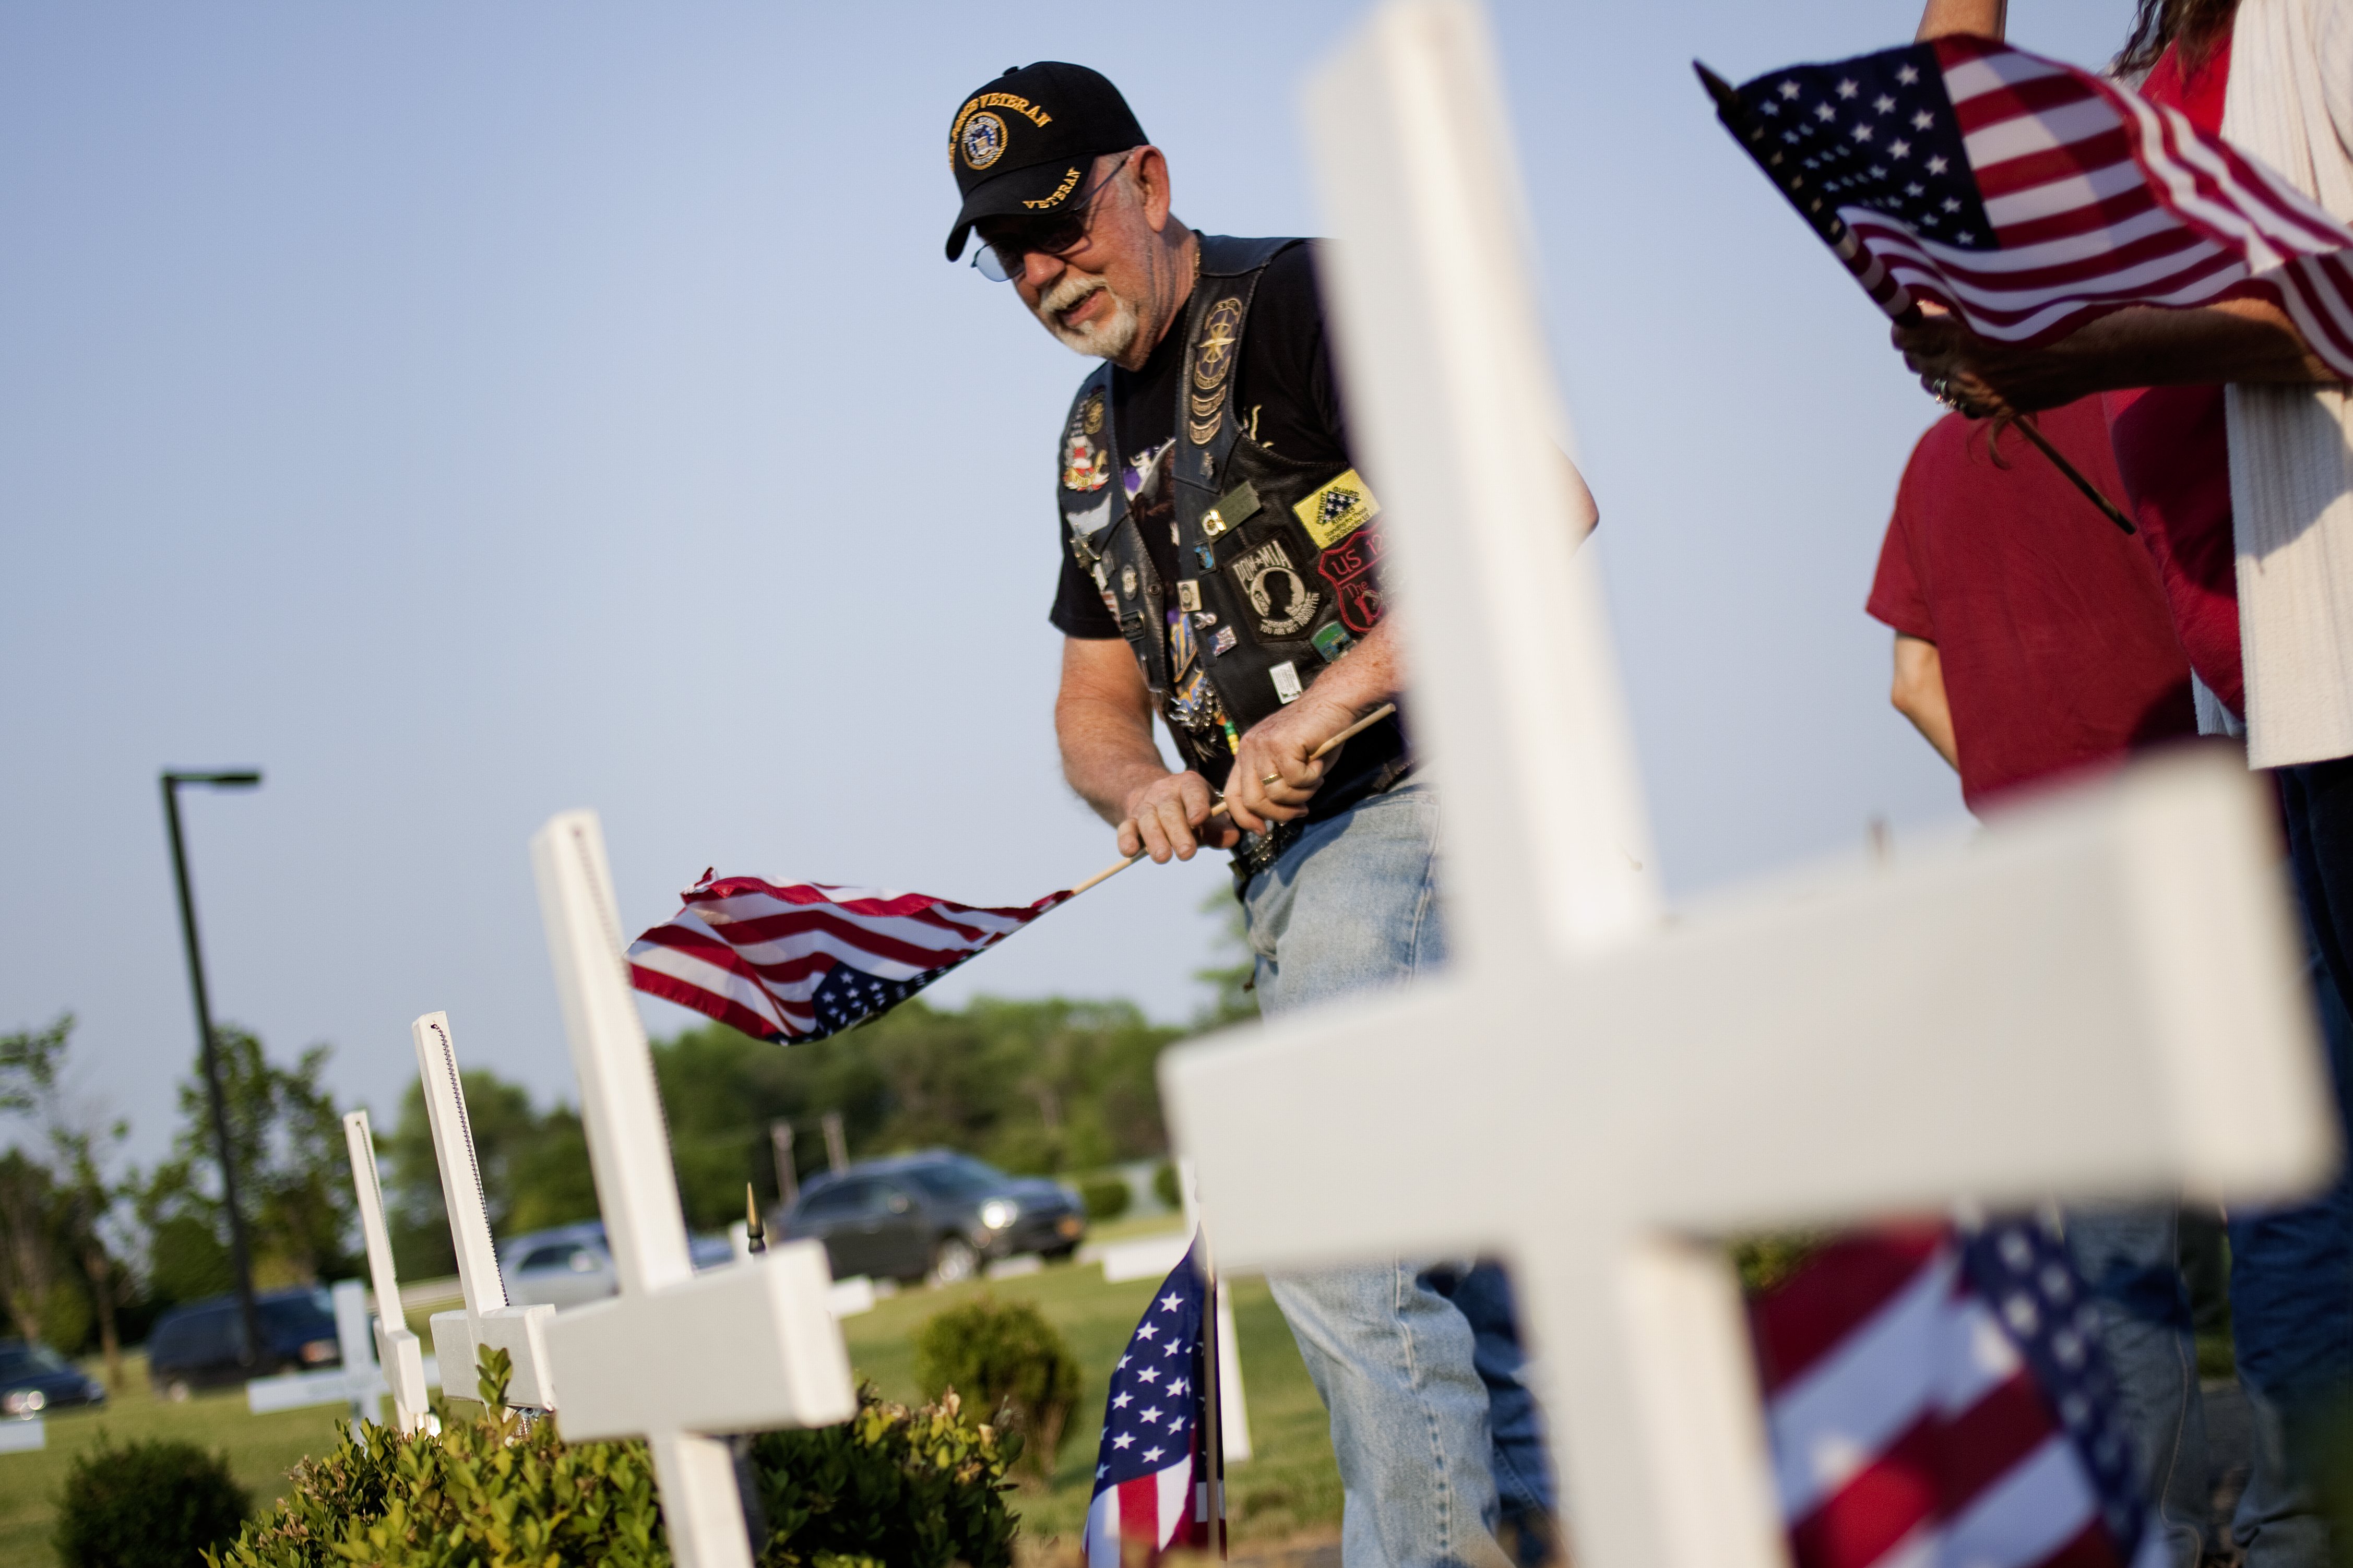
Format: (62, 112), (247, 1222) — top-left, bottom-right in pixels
(163, 770), (263, 789)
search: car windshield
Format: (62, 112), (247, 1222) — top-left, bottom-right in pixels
(0, 1344), (69, 1378)
(905, 1164), (1001, 1201)
(258, 1292), (334, 1336)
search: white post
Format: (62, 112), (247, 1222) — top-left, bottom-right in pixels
(531, 809), (857, 1568)
(1177, 1157), (1252, 1463)
(329, 1279), (381, 1437)
(342, 1109), (431, 1433)
(411, 1011), (559, 1409)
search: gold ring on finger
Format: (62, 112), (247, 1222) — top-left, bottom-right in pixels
(1261, 773), (1284, 787)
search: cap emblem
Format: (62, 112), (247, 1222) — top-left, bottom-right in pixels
(959, 111), (1009, 170)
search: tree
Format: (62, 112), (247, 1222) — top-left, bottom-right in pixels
(1, 1015), (131, 1382)
(138, 1027), (356, 1302)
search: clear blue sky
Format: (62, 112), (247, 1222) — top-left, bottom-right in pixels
(0, 2), (2130, 1168)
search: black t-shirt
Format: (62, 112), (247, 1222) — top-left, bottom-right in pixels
(1049, 242), (1347, 637)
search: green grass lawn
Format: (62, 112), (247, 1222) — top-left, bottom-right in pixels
(0, 1349), (353, 1568)
(0, 1258), (1340, 1565)
(841, 1263), (1340, 1551)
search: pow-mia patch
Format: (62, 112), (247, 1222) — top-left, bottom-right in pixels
(1294, 468), (1380, 549)
(1062, 428), (1108, 493)
(1188, 295), (1245, 446)
(1227, 537), (1320, 639)
(959, 111), (1008, 170)
(1316, 526), (1385, 635)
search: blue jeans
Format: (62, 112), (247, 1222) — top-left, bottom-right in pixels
(2067, 921), (2353, 1568)
(1242, 782), (1549, 1568)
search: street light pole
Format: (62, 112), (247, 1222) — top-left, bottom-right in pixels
(161, 769), (264, 1369)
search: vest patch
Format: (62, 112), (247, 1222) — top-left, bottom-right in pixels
(1294, 468), (1380, 549)
(1228, 538), (1321, 638)
(1316, 526), (1386, 635)
(1063, 429), (1108, 493)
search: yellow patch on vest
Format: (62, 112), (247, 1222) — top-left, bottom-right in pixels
(1293, 469), (1380, 549)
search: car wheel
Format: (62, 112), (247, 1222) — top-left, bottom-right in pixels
(930, 1236), (979, 1286)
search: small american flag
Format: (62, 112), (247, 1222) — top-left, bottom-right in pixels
(1086, 1235), (1217, 1566)
(628, 871), (1071, 1044)
(1750, 1216), (2162, 1568)
(1714, 35), (2353, 377)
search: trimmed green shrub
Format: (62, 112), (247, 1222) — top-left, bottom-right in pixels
(749, 1386), (1017, 1568)
(1079, 1177), (1131, 1222)
(1152, 1160), (1181, 1212)
(912, 1295), (1083, 1481)
(209, 1347), (1016, 1568)
(56, 1434), (249, 1568)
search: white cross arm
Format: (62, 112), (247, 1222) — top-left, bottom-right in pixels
(545, 1240), (853, 1438)
(342, 1110), (431, 1432)
(1166, 750), (2333, 1272)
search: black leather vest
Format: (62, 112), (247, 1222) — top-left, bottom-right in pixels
(1056, 235), (1404, 803)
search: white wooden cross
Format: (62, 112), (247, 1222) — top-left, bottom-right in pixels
(1157, 6), (2342, 1568)
(530, 809), (856, 1568)
(342, 1108), (433, 1433)
(412, 1010), (561, 1410)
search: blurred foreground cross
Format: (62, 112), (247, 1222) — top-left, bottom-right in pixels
(532, 809), (856, 1568)
(1157, 6), (2340, 1568)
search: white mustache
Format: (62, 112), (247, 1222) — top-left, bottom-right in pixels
(1039, 274), (1105, 317)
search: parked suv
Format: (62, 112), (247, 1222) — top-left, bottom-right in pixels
(0, 1339), (105, 1417)
(779, 1151), (1086, 1285)
(146, 1287), (341, 1397)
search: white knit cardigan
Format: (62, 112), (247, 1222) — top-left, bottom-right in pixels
(2223, 0), (2353, 766)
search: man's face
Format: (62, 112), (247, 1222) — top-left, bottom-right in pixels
(981, 152), (1161, 362)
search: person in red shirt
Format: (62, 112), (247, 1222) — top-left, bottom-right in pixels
(1871, 398), (2228, 1564)
(1869, 401), (2198, 810)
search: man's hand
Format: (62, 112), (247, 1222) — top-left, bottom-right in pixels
(1225, 693), (1355, 835)
(1118, 770), (1238, 862)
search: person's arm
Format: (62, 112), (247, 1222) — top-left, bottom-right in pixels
(1891, 632), (1961, 772)
(1055, 636), (1238, 863)
(1917, 0), (2005, 40)
(1225, 620), (1404, 834)
(1896, 298), (2340, 414)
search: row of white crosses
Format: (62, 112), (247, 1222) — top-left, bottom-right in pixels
(1159, 5), (2342, 1568)
(328, 815), (856, 1567)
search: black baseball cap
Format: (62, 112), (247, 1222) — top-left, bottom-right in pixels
(943, 62), (1148, 262)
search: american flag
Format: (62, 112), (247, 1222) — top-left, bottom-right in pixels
(1713, 35), (2353, 377)
(1750, 1216), (2162, 1568)
(1086, 1234), (1218, 1566)
(627, 870), (1071, 1044)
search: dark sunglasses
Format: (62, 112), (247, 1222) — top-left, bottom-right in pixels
(970, 156), (1131, 283)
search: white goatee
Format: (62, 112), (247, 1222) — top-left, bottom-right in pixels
(1035, 271), (1140, 361)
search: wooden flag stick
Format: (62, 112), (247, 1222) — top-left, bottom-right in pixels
(1067, 702), (1400, 896)
(1693, 61), (2136, 536)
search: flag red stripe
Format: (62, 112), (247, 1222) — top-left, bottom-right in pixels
(1748, 1227), (1944, 1393)
(1948, 73), (2103, 137)
(1942, 1371), (2075, 1506)
(628, 964), (785, 1041)
(1116, 1476), (1161, 1542)
(1785, 1409), (1940, 1568)
(1971, 130), (2133, 204)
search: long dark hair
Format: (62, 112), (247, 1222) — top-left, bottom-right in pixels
(2113, 0), (2241, 78)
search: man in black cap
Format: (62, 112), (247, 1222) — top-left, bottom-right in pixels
(946, 61), (1593, 1568)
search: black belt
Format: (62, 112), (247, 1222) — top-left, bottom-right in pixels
(1228, 749), (1416, 894)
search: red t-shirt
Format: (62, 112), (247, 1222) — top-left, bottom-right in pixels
(1868, 401), (2198, 812)
(2101, 37), (2244, 715)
